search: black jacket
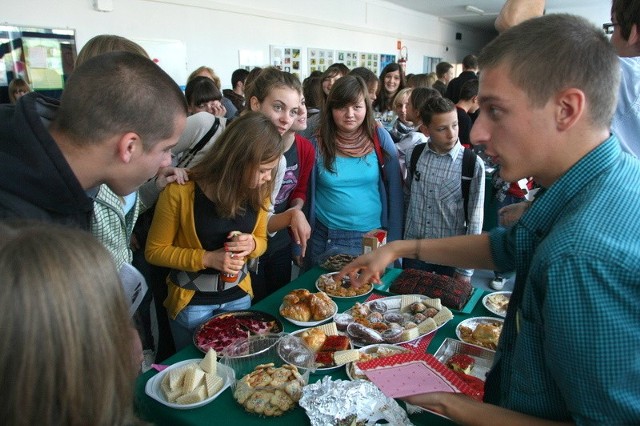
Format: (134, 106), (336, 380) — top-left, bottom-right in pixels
(0, 92), (93, 229)
(445, 71), (478, 104)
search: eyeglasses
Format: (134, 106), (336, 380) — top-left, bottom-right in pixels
(603, 22), (618, 35)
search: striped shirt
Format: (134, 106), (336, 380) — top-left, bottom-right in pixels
(404, 140), (485, 276)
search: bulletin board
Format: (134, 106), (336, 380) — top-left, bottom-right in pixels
(336, 50), (359, 69)
(307, 48), (335, 74)
(270, 45), (303, 80)
(358, 52), (379, 74)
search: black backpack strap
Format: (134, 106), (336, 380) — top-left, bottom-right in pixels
(177, 117), (220, 168)
(409, 143), (427, 181)
(461, 147), (477, 224)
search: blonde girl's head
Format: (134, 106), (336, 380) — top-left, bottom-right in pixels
(0, 222), (138, 426)
(8, 78), (31, 104)
(189, 111), (285, 218)
(188, 66), (222, 89)
(75, 34), (149, 67)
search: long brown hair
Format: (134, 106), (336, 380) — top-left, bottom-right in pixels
(318, 75), (377, 173)
(373, 62), (406, 113)
(0, 222), (139, 426)
(189, 112), (284, 218)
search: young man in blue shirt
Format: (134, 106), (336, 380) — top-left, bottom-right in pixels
(340, 14), (640, 425)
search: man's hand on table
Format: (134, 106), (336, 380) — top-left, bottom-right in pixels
(336, 243), (400, 287)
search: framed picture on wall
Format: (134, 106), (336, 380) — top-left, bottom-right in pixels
(270, 45), (303, 80)
(336, 50), (358, 69)
(308, 48), (335, 74)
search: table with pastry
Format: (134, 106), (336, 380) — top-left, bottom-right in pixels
(135, 265), (504, 425)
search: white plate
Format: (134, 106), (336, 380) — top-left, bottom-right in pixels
(482, 291), (511, 318)
(288, 328), (352, 372)
(345, 294), (452, 347)
(455, 317), (504, 352)
(315, 272), (373, 299)
(346, 343), (410, 381)
(145, 359), (233, 409)
(279, 300), (338, 327)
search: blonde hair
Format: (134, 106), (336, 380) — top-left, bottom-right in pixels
(393, 88), (413, 108)
(0, 222), (140, 426)
(76, 34), (149, 67)
(188, 66), (222, 90)
(8, 78), (31, 103)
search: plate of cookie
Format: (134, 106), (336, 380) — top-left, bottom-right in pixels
(145, 350), (234, 409)
(315, 272), (373, 299)
(279, 289), (338, 327)
(339, 295), (454, 347)
(280, 322), (358, 372)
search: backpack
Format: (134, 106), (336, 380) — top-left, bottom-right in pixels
(176, 117), (221, 168)
(409, 143), (477, 224)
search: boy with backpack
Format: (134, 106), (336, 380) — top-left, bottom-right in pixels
(404, 96), (485, 282)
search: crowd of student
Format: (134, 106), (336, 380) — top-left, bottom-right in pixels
(0, 0), (639, 424)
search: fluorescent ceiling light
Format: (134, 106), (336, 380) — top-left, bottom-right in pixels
(465, 5), (485, 15)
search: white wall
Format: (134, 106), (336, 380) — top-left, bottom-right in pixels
(2, 0), (495, 88)
(3, 0), (612, 89)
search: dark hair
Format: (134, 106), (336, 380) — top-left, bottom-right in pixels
(329, 63), (350, 75)
(479, 14), (619, 128)
(50, 51), (187, 150)
(374, 62), (406, 113)
(349, 67), (378, 89)
(185, 76), (222, 108)
(231, 68), (250, 88)
(612, 0), (640, 41)
(462, 54), (478, 70)
(458, 79), (479, 101)
(309, 70), (322, 78)
(303, 76), (323, 110)
(189, 112), (284, 218)
(411, 87), (441, 114)
(318, 75), (376, 172)
(435, 62), (453, 78)
(420, 96), (456, 126)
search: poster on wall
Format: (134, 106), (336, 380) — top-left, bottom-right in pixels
(359, 52), (379, 74)
(134, 38), (188, 88)
(336, 50), (358, 69)
(307, 48), (334, 74)
(23, 38), (64, 90)
(270, 45), (303, 79)
(379, 54), (397, 71)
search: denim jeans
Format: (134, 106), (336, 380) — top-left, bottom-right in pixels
(169, 294), (251, 351)
(308, 220), (367, 267)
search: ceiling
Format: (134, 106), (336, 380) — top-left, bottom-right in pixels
(383, 0), (608, 33)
